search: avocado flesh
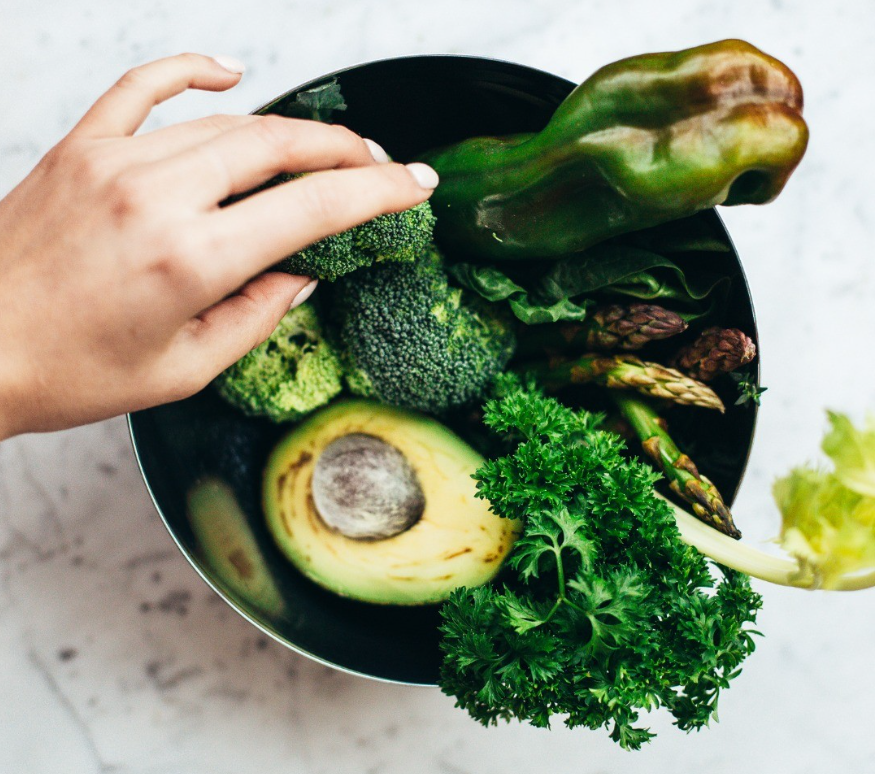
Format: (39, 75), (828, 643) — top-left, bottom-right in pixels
(263, 399), (520, 605)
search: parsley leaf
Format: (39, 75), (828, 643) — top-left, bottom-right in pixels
(439, 375), (762, 750)
(730, 370), (767, 406)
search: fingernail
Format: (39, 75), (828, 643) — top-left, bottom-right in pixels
(213, 55), (246, 74)
(290, 279), (318, 310)
(364, 138), (390, 164)
(405, 162), (439, 190)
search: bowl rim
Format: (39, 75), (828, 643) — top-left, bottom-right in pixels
(128, 52), (760, 687)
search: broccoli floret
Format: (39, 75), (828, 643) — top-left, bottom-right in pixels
(279, 201), (436, 281)
(214, 303), (343, 422)
(332, 246), (516, 414)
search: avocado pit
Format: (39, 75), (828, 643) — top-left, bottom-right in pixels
(311, 433), (425, 539)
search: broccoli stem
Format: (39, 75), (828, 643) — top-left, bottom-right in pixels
(666, 498), (875, 591)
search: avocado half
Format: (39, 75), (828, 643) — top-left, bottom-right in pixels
(262, 399), (520, 605)
(187, 477), (285, 617)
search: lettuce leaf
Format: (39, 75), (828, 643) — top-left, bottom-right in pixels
(821, 411), (875, 497)
(773, 412), (875, 588)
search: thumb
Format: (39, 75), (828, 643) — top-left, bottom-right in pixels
(170, 272), (317, 394)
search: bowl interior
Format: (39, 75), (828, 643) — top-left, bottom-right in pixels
(129, 55), (759, 686)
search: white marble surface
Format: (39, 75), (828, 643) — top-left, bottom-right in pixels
(2, 0), (875, 771)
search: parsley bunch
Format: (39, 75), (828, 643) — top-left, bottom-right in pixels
(438, 377), (762, 750)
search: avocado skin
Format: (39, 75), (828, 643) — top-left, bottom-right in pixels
(262, 399), (520, 606)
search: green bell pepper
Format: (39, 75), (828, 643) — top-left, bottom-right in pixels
(419, 39), (808, 261)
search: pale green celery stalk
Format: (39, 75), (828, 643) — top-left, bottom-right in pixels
(663, 496), (875, 591)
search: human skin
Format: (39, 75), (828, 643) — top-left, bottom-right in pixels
(0, 53), (438, 441)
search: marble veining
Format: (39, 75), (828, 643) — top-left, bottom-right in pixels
(2, 1), (875, 771)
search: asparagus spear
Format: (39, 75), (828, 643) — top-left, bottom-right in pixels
(517, 303), (688, 357)
(671, 327), (756, 382)
(527, 354), (725, 412)
(611, 392), (741, 539)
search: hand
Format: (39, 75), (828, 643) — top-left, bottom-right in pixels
(0, 53), (437, 440)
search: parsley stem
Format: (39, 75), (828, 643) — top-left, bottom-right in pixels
(539, 536), (567, 626)
(544, 533), (588, 622)
(552, 536), (567, 597)
(542, 596), (564, 625)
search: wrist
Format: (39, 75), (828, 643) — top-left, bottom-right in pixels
(0, 398), (16, 442)
(0, 360), (27, 442)
(0, 403), (15, 442)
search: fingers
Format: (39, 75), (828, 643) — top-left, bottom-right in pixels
(200, 161), (437, 294)
(131, 113), (259, 163)
(140, 116), (382, 209)
(171, 272), (316, 390)
(70, 53), (245, 139)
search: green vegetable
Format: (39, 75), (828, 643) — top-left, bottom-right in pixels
(237, 172), (435, 282)
(730, 371), (767, 406)
(187, 478), (285, 616)
(516, 303), (687, 357)
(332, 246), (516, 414)
(524, 353), (724, 411)
(214, 303), (343, 422)
(660, 412), (875, 591)
(773, 412), (875, 588)
(448, 263), (592, 325)
(262, 399), (519, 605)
(439, 376), (761, 750)
(450, 243), (729, 325)
(538, 245), (730, 312)
(419, 39), (807, 261)
(280, 200), (436, 281)
(671, 327), (757, 382)
(612, 393), (739, 538)
(241, 77), (436, 283)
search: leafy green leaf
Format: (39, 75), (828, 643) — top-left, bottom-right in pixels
(447, 263), (525, 303)
(729, 370), (767, 406)
(449, 243), (728, 326)
(501, 590), (551, 633)
(564, 570), (647, 653)
(510, 296), (591, 325)
(270, 79), (347, 123)
(822, 411), (875, 497)
(537, 244), (728, 307)
(506, 523), (559, 582)
(448, 263), (591, 324)
(774, 412), (875, 586)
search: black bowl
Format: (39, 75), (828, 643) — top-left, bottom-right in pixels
(129, 55), (759, 686)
